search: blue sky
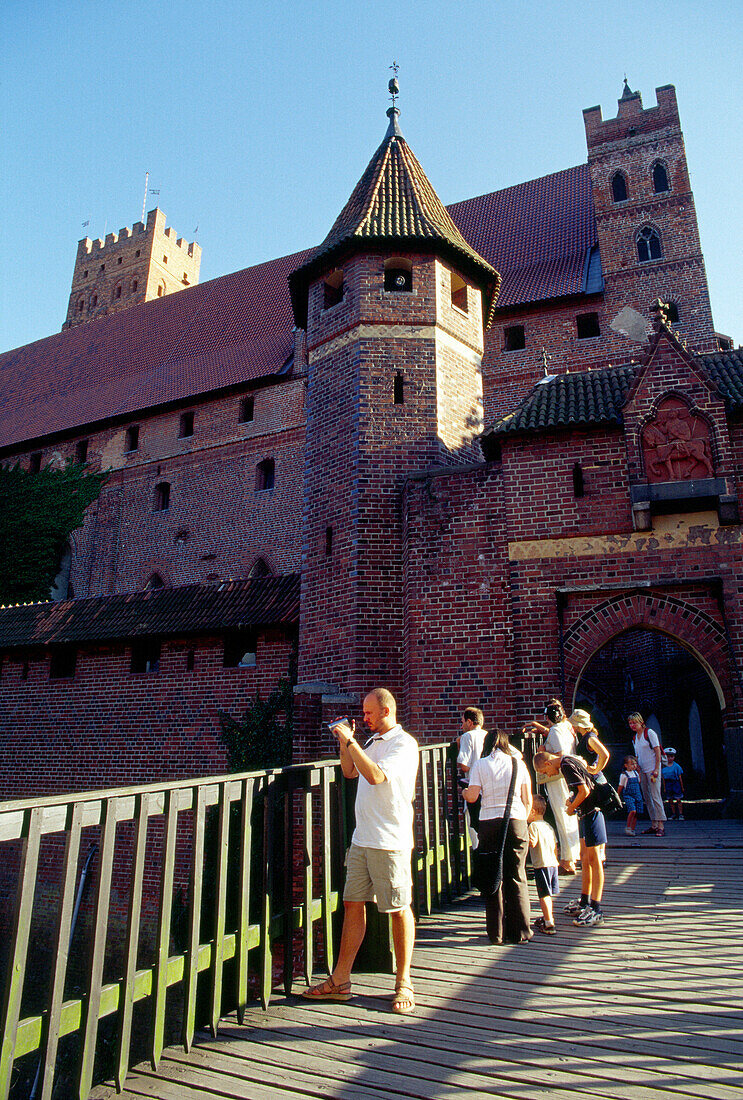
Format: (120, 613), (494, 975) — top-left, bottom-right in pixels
(2, 0), (742, 353)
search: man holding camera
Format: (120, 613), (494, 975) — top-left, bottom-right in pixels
(301, 687), (419, 1013)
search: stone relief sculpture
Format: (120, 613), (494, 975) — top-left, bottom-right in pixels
(641, 397), (714, 482)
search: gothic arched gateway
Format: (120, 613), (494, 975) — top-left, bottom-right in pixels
(574, 627), (727, 798)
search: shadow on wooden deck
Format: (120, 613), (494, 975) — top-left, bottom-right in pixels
(94, 820), (743, 1099)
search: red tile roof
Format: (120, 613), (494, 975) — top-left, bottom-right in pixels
(448, 164), (597, 309)
(290, 115), (499, 328)
(0, 249), (312, 451)
(0, 164), (596, 450)
(0, 575), (300, 648)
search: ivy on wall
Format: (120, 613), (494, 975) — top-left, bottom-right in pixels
(0, 462), (106, 604)
(218, 679), (294, 770)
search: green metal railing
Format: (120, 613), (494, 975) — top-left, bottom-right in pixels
(0, 742), (471, 1100)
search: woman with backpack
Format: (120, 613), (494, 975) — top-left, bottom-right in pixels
(628, 712), (667, 836)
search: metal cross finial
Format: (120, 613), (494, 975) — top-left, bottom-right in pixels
(389, 61), (400, 108)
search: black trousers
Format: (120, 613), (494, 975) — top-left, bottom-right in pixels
(477, 817), (531, 944)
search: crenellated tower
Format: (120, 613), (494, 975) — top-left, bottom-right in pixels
(62, 207), (201, 330)
(289, 86), (499, 725)
(584, 82), (716, 352)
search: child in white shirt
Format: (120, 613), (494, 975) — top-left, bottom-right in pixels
(527, 794), (560, 934)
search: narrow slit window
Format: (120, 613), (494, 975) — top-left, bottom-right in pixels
(186, 649), (195, 671)
(666, 301), (680, 323)
(153, 482), (170, 511)
(325, 525), (333, 557)
(29, 452), (42, 474)
(125, 425), (140, 452)
(572, 462), (585, 498)
(323, 270), (344, 309)
(255, 458), (275, 491)
(179, 411), (194, 438)
(394, 371), (404, 405)
(239, 396), (255, 423)
(75, 439), (89, 464)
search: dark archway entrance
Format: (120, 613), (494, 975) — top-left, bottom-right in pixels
(575, 627), (727, 798)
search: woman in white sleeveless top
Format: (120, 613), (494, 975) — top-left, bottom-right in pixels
(524, 699), (580, 872)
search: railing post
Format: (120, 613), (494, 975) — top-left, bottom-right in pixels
(0, 806), (42, 1100)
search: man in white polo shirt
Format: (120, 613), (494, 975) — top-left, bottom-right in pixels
(302, 687), (419, 1014)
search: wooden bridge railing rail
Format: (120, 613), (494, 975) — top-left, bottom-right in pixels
(0, 741), (474, 1100)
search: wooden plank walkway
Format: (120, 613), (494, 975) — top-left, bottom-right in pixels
(95, 820), (743, 1100)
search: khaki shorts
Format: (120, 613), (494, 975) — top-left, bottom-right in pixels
(343, 844), (413, 913)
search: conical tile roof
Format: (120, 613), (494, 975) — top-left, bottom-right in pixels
(289, 110), (500, 327)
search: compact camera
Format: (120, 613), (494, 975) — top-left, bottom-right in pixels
(327, 716), (353, 734)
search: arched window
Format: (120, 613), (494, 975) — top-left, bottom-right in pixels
(249, 557), (272, 578)
(90, 294), (98, 311)
(637, 226), (662, 263)
(666, 301), (680, 323)
(153, 482), (170, 511)
(255, 458), (275, 491)
(76, 298), (85, 314)
(157, 282), (166, 298)
(652, 162), (670, 193)
(145, 573), (165, 589)
(131, 278), (138, 294)
(113, 283), (123, 301)
(384, 257), (413, 292)
(611, 172), (628, 203)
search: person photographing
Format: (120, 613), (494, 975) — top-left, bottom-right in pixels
(302, 688), (419, 1014)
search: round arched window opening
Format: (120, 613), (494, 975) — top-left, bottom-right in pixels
(384, 258), (413, 293)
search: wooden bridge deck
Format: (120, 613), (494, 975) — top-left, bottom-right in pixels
(95, 820), (743, 1100)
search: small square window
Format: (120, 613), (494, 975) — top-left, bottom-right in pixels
(117, 256), (123, 265)
(75, 439), (89, 464)
(239, 396), (255, 423)
(504, 325), (525, 351)
(179, 411), (194, 438)
(576, 312), (601, 339)
(131, 639), (160, 674)
(224, 633), (257, 668)
(125, 426), (140, 452)
(154, 482), (170, 511)
(323, 270), (344, 309)
(50, 646), (77, 679)
(29, 452), (42, 474)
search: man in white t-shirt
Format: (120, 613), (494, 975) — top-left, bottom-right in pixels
(302, 687), (419, 1014)
(458, 706), (487, 849)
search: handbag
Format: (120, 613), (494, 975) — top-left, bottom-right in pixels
(473, 755), (518, 897)
(592, 777), (624, 816)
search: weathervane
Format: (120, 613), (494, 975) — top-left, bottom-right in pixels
(389, 60), (400, 108)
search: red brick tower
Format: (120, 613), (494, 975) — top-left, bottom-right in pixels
(289, 93), (499, 732)
(584, 82), (716, 352)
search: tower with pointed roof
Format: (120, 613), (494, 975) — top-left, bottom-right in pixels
(290, 86), (499, 709)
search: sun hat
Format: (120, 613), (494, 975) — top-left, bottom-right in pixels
(568, 709), (593, 731)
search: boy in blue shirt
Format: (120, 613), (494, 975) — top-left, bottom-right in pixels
(662, 747), (685, 820)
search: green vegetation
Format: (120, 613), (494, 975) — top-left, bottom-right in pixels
(218, 679), (294, 770)
(0, 461), (106, 604)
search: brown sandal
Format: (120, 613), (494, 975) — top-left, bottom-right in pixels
(301, 977), (351, 1001)
(392, 981), (415, 1014)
